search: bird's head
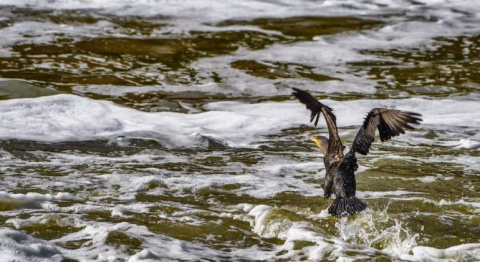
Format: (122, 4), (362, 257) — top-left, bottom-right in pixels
(310, 135), (329, 155)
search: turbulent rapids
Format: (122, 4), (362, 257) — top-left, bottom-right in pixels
(0, 0), (479, 261)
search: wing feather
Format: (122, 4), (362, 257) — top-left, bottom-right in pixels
(292, 88), (334, 125)
(351, 108), (422, 155)
(292, 88), (343, 154)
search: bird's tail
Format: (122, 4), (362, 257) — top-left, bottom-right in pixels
(328, 196), (367, 217)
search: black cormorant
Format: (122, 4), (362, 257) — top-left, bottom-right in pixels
(292, 88), (422, 217)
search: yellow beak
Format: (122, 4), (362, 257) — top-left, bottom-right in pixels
(310, 136), (322, 149)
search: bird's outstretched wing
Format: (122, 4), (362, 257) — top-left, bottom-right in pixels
(292, 88), (343, 155)
(292, 88), (333, 126)
(351, 108), (422, 155)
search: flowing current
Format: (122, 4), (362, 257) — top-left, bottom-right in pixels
(0, 0), (479, 261)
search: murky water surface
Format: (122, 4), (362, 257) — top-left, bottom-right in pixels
(0, 1), (479, 261)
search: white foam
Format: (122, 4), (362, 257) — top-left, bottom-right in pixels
(0, 191), (79, 208)
(0, 0), (389, 21)
(307, 209), (330, 220)
(0, 95), (478, 148)
(245, 204), (413, 261)
(52, 221), (219, 261)
(358, 190), (424, 198)
(409, 243), (480, 261)
(456, 139), (480, 150)
(0, 228), (65, 262)
(257, 161), (324, 176)
(3, 0), (480, 25)
(48, 219), (278, 261)
(248, 205), (274, 237)
(206, 97), (480, 129)
(417, 176), (438, 183)
(245, 204), (480, 261)
(153, 171), (321, 198)
(427, 155), (480, 173)
(438, 199), (480, 213)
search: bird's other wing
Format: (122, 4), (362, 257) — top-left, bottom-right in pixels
(292, 88), (333, 126)
(292, 88), (343, 154)
(351, 108), (422, 155)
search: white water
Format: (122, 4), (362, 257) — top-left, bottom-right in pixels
(0, 0), (480, 261)
(0, 94), (478, 148)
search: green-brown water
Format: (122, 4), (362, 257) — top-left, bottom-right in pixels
(0, 1), (479, 261)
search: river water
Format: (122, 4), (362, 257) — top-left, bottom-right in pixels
(0, 0), (479, 261)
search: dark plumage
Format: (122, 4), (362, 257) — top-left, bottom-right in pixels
(292, 88), (422, 217)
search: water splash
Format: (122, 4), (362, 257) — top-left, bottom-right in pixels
(335, 204), (418, 258)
